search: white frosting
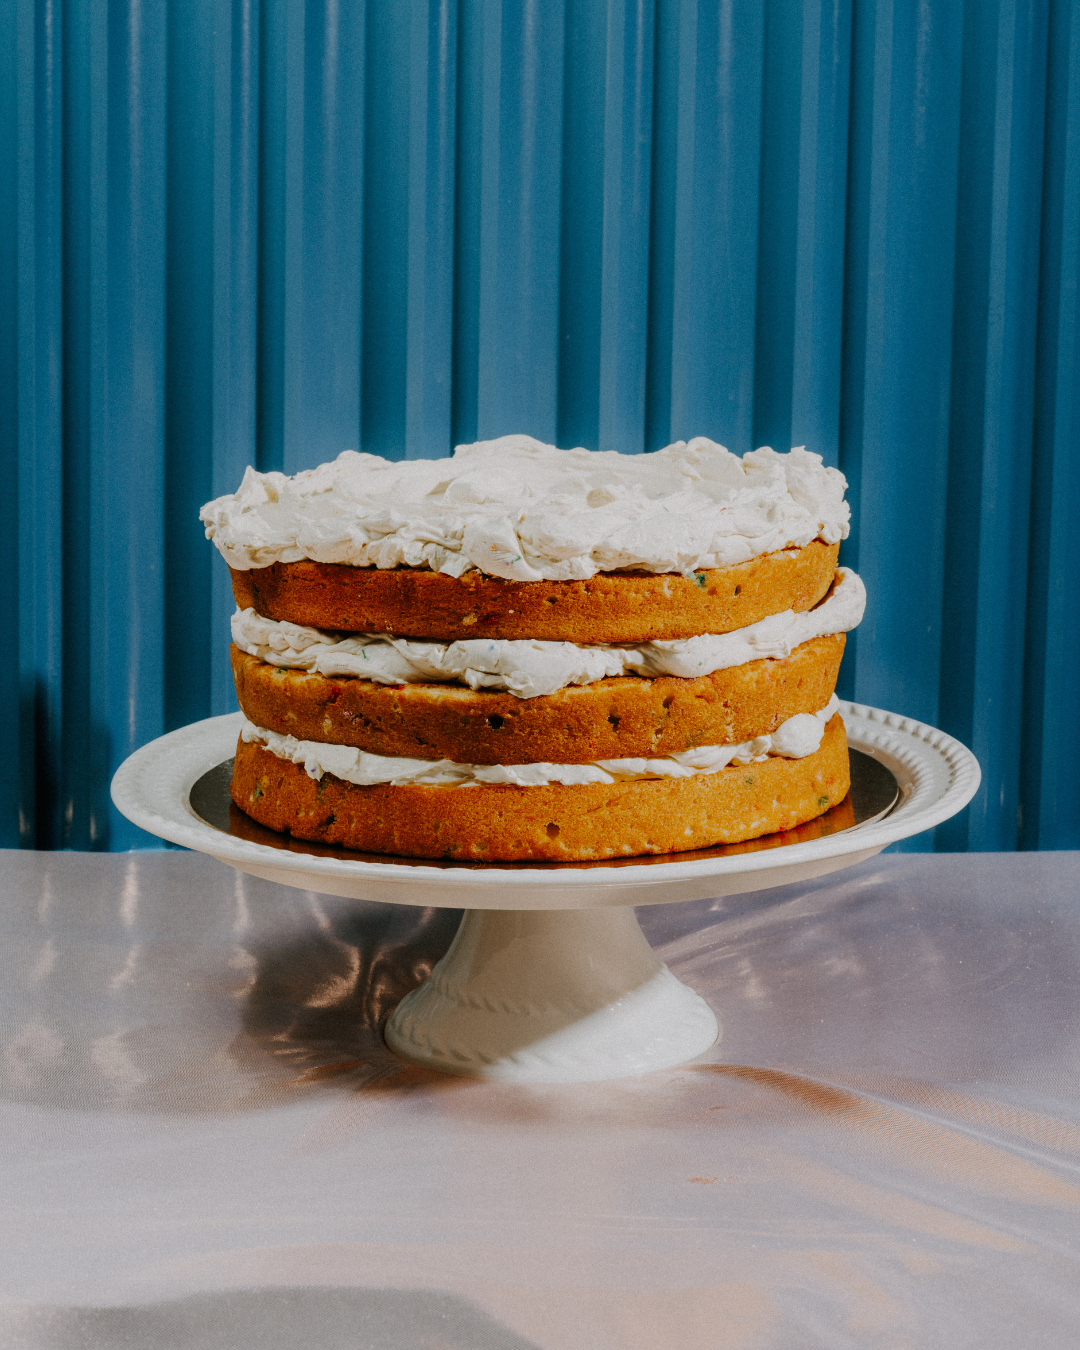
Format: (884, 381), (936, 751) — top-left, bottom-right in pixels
(239, 697), (840, 788)
(232, 568), (865, 699)
(203, 435), (850, 581)
(635, 567), (864, 678)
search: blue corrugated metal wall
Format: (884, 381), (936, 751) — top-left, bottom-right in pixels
(2, 0), (1078, 852)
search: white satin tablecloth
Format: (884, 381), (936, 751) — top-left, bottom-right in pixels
(1, 849), (1078, 1349)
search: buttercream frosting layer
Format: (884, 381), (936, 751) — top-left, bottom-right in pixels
(231, 568), (864, 699)
(239, 697), (840, 788)
(203, 435), (850, 582)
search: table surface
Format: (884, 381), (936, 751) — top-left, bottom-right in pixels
(1, 849), (1078, 1349)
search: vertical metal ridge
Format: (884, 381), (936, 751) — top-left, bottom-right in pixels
(298, 0), (363, 468)
(17, 0), (65, 848)
(0, 0), (20, 844)
(59, 0), (93, 848)
(451, 0), (484, 448)
(164, 0), (214, 742)
(209, 0), (260, 715)
(406, 0), (458, 459)
(938, 0), (1049, 852)
(597, 0), (655, 454)
(1021, 0), (1080, 849)
(790, 0), (852, 463)
(753, 0), (803, 454)
(839, 0), (964, 860)
(961, 0), (1047, 851)
(669, 0), (764, 450)
(277, 0), (305, 474)
(556, 0), (605, 452)
(361, 0), (408, 460)
(254, 0), (289, 475)
(477, 0), (566, 442)
(644, 0), (679, 451)
(834, 0), (875, 594)
(88, 0), (167, 850)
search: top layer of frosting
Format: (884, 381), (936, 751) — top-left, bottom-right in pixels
(201, 435), (850, 582)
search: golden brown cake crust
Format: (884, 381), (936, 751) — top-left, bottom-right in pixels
(230, 714), (850, 861)
(230, 540), (840, 643)
(231, 633), (845, 765)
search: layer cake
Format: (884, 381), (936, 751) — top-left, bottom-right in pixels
(201, 435), (864, 861)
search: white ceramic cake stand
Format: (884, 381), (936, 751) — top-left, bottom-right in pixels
(111, 703), (979, 1084)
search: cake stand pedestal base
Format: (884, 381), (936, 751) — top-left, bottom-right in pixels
(384, 907), (719, 1083)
